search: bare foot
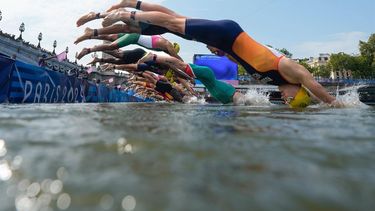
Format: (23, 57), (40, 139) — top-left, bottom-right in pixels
(74, 28), (94, 45)
(77, 12), (100, 27)
(107, 0), (137, 12)
(76, 48), (91, 60)
(100, 63), (115, 71)
(87, 57), (101, 66)
(137, 52), (154, 64)
(102, 11), (128, 27)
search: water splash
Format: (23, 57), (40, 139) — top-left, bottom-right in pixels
(335, 86), (368, 108)
(184, 96), (207, 105)
(242, 89), (272, 106)
(313, 85), (368, 109)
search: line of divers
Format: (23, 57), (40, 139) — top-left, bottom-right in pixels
(75, 0), (344, 108)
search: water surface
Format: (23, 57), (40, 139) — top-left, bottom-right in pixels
(0, 103), (374, 211)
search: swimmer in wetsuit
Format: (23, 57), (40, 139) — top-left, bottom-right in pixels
(76, 6), (191, 41)
(112, 62), (197, 97)
(137, 53), (249, 105)
(76, 33), (182, 60)
(92, 0), (342, 108)
(87, 48), (146, 65)
(126, 64), (184, 102)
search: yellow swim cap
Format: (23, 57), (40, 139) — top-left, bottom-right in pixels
(173, 42), (180, 53)
(165, 69), (175, 83)
(288, 87), (311, 108)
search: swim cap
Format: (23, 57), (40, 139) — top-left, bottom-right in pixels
(173, 42), (180, 53)
(288, 87), (311, 108)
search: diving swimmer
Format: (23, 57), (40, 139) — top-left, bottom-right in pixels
(94, 0), (343, 108)
(75, 32), (182, 60)
(137, 52), (251, 105)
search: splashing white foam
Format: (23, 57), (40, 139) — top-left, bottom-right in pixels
(313, 85), (368, 109)
(242, 89), (272, 106)
(335, 86), (368, 108)
(184, 96), (207, 105)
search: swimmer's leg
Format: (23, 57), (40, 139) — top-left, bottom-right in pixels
(104, 11), (186, 35)
(77, 9), (128, 26)
(107, 0), (185, 18)
(92, 57), (124, 65)
(137, 53), (193, 82)
(77, 12), (108, 27)
(138, 53), (186, 70)
(190, 64), (236, 104)
(83, 24), (141, 39)
(76, 41), (120, 60)
(75, 28), (118, 44)
(116, 33), (141, 48)
(103, 50), (124, 59)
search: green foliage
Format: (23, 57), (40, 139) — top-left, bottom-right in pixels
(316, 65), (331, 78)
(299, 60), (330, 78)
(238, 65), (247, 75)
(359, 34), (375, 67)
(278, 48), (293, 58)
(358, 34), (375, 78)
(268, 35), (375, 79)
(324, 34), (375, 79)
(266, 45), (293, 58)
(298, 60), (314, 73)
(328, 53), (357, 72)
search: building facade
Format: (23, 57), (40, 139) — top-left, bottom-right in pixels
(304, 53), (353, 80)
(307, 53), (330, 68)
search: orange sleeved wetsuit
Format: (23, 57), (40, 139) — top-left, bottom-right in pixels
(185, 19), (286, 86)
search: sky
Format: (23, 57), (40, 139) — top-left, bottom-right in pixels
(0, 0), (374, 66)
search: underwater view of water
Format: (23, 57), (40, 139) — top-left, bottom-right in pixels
(0, 91), (374, 211)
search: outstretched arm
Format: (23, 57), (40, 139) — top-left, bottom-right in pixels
(170, 66), (194, 83)
(164, 41), (183, 61)
(300, 73), (336, 104)
(77, 41), (120, 60)
(114, 64), (138, 71)
(177, 77), (198, 96)
(279, 58), (337, 105)
(137, 53), (194, 82)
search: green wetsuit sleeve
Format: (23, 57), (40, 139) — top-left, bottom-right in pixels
(190, 64), (236, 104)
(117, 33), (126, 39)
(116, 33), (141, 48)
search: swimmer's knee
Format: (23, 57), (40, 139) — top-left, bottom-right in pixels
(166, 18), (185, 34)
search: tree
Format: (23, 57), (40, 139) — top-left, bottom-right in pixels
(278, 48), (293, 58)
(298, 60), (315, 73)
(359, 33), (375, 67)
(266, 45), (293, 58)
(359, 34), (375, 78)
(316, 65), (331, 78)
(328, 53), (357, 73)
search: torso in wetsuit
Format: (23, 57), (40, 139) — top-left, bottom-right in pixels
(185, 19), (288, 86)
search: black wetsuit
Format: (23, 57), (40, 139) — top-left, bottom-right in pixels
(139, 22), (192, 40)
(122, 48), (147, 64)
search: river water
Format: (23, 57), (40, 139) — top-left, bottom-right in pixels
(0, 96), (374, 210)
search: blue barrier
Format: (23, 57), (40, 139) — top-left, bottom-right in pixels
(0, 55), (153, 104)
(316, 78), (375, 84)
(193, 54), (239, 85)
